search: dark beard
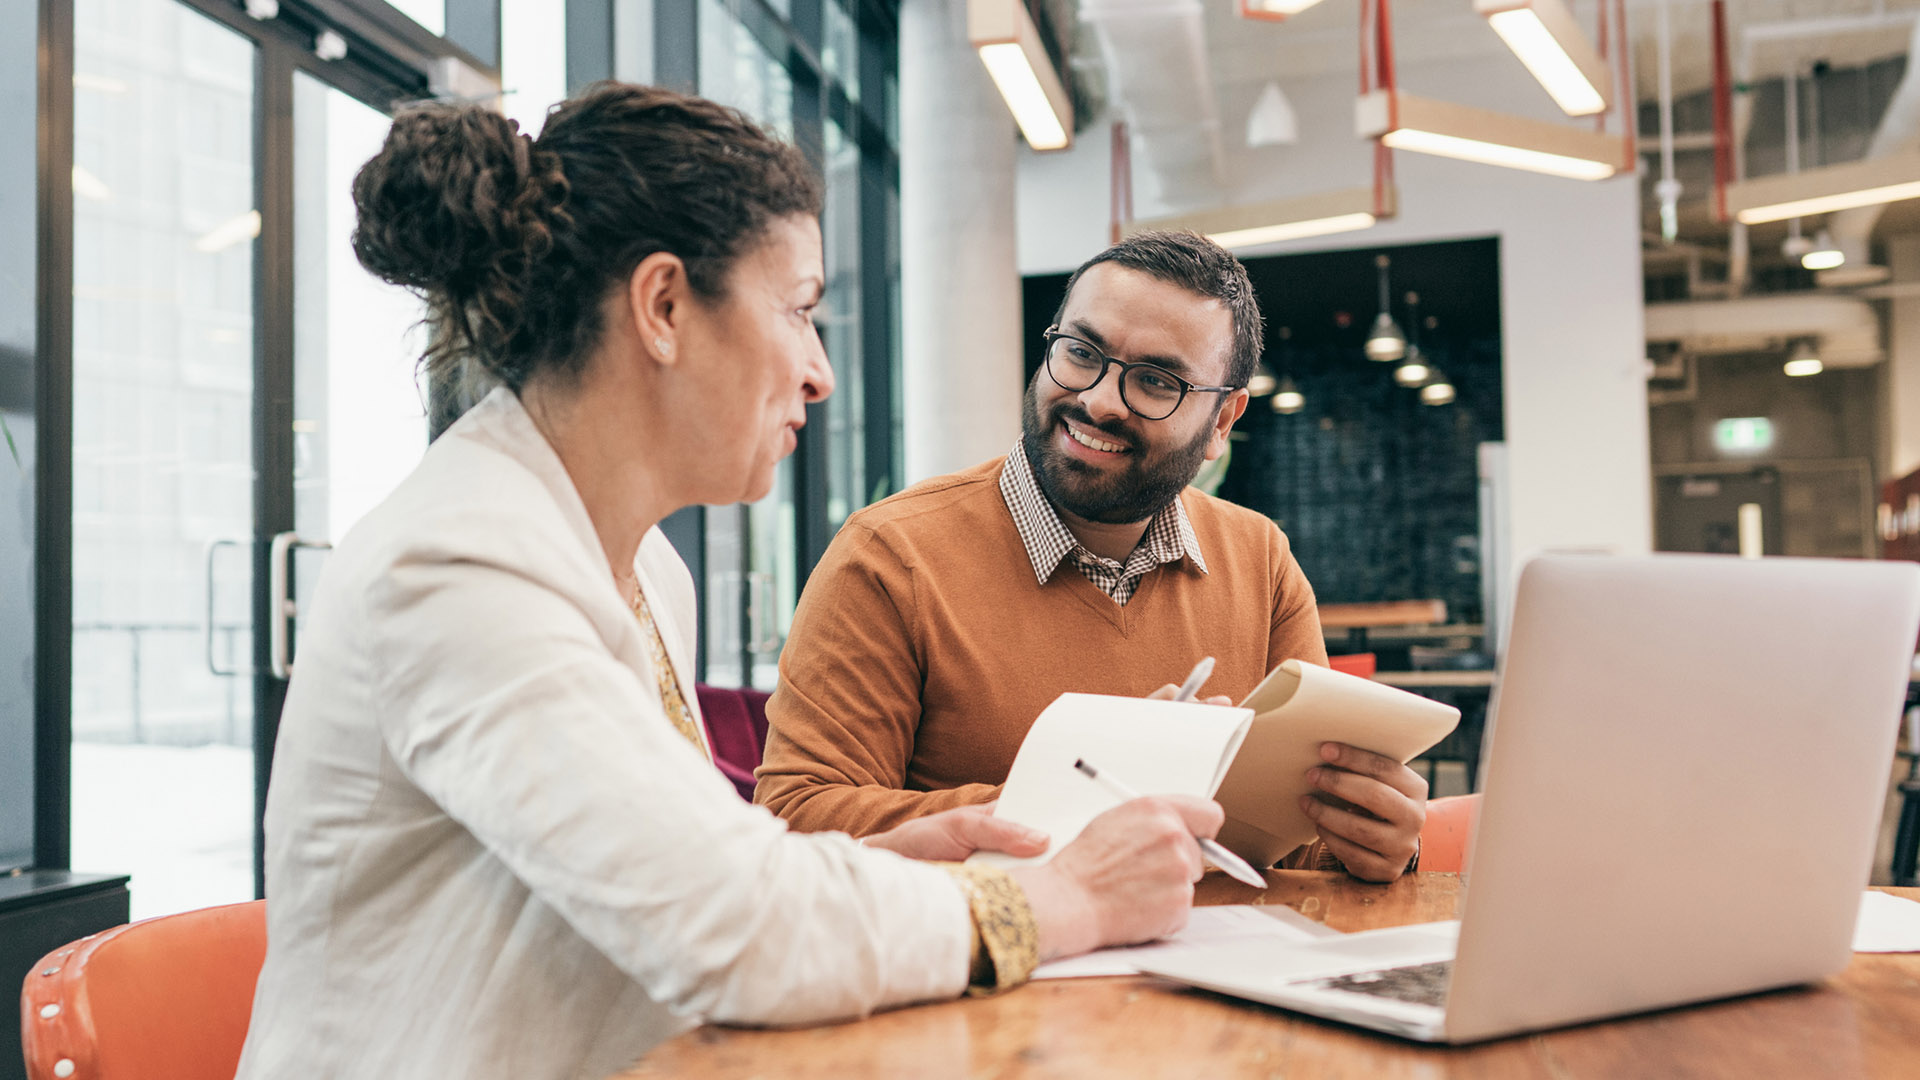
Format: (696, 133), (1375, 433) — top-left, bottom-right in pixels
(1020, 380), (1215, 525)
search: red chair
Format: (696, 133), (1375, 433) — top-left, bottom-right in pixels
(1327, 652), (1377, 679)
(1418, 794), (1480, 873)
(19, 899), (267, 1080)
(696, 683), (772, 801)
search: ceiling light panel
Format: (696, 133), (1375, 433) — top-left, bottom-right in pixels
(1356, 90), (1621, 181)
(969, 0), (1074, 151)
(1475, 0), (1612, 117)
(1124, 186), (1394, 252)
(1726, 151), (1920, 225)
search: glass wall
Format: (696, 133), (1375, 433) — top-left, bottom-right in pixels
(696, 0), (900, 689)
(68, 0), (260, 916)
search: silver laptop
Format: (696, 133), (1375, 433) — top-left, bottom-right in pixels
(1139, 554), (1920, 1043)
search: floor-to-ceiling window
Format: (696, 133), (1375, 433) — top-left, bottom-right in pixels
(693, 0), (901, 688)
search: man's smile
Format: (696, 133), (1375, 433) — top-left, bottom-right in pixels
(1061, 417), (1130, 456)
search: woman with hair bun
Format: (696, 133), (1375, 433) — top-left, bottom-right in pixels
(235, 83), (1226, 1080)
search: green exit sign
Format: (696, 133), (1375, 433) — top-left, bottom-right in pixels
(1714, 417), (1774, 453)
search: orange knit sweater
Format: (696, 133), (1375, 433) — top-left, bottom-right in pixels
(754, 456), (1329, 838)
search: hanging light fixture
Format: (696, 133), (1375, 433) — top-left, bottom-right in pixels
(1246, 82), (1300, 147)
(1783, 339), (1823, 377)
(1239, 0), (1328, 21)
(1803, 229), (1844, 271)
(1365, 255), (1406, 361)
(1393, 291), (1429, 384)
(1419, 371), (1456, 405)
(1271, 375), (1306, 414)
(1357, 90), (1622, 181)
(1248, 364), (1279, 396)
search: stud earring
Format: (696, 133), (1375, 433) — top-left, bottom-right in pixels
(655, 338), (671, 356)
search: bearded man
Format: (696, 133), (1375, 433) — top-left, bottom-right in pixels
(753, 231), (1428, 882)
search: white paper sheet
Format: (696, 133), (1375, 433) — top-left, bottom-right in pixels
(969, 693), (1253, 872)
(1853, 890), (1920, 952)
(1031, 903), (1337, 980)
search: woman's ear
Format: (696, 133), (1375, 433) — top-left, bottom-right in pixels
(627, 251), (688, 366)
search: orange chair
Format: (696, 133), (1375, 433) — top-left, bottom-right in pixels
(1327, 652), (1377, 679)
(19, 899), (267, 1080)
(1418, 794), (1480, 874)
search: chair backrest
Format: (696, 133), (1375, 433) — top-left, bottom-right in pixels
(695, 683), (773, 801)
(19, 899), (267, 1080)
(1326, 652), (1377, 679)
(1418, 793), (1479, 874)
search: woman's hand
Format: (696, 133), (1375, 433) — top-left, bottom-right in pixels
(861, 803), (1050, 862)
(1010, 795), (1223, 961)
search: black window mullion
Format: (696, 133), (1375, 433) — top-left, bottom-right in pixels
(31, 0), (77, 873)
(788, 0), (830, 582)
(251, 40), (299, 899)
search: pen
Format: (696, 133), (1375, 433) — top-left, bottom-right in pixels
(1072, 757), (1267, 889)
(1172, 656), (1215, 703)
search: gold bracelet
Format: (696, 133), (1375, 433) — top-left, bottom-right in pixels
(938, 863), (1040, 994)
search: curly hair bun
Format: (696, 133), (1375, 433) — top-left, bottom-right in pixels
(350, 103), (562, 296)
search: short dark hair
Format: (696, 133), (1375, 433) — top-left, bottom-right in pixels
(351, 82), (823, 393)
(1051, 230), (1264, 389)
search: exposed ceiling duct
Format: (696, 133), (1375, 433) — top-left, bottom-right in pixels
(1078, 0), (1226, 201)
(1644, 292), (1882, 367)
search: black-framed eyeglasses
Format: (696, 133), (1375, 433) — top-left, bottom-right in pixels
(1041, 327), (1239, 421)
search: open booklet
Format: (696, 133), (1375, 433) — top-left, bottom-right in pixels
(967, 693), (1254, 872)
(969, 661), (1459, 872)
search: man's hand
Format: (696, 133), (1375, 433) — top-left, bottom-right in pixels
(1298, 742), (1427, 883)
(1010, 795), (1221, 961)
(861, 803), (1049, 862)
(1145, 683), (1234, 707)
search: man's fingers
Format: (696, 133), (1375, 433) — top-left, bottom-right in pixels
(1300, 793), (1405, 857)
(1146, 684), (1181, 701)
(1203, 694), (1234, 707)
(1306, 766), (1418, 824)
(1319, 743), (1430, 800)
(1314, 829), (1399, 883)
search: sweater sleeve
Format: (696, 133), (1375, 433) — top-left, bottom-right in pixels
(1269, 523), (1329, 671)
(755, 524), (999, 836)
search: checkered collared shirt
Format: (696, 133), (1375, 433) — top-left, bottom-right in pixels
(998, 441), (1207, 606)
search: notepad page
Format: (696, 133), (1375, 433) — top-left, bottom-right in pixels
(969, 693), (1254, 872)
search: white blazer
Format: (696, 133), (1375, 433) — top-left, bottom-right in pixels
(235, 387), (970, 1080)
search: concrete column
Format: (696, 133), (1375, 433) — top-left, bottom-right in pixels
(1886, 236), (1920, 480)
(898, 0), (1024, 484)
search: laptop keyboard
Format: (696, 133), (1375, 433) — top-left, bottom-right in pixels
(1306, 960), (1453, 1007)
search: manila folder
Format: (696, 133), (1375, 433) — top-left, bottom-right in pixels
(1213, 660), (1460, 869)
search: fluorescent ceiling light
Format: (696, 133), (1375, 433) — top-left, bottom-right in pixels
(1126, 186), (1393, 253)
(195, 210), (262, 254)
(1727, 150), (1920, 224)
(1356, 90), (1621, 181)
(1240, 0), (1328, 20)
(1476, 0), (1612, 117)
(969, 0), (1072, 151)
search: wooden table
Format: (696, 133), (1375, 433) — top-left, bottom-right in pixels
(1319, 600), (1448, 652)
(623, 872), (1920, 1079)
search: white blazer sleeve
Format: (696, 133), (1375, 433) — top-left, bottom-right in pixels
(364, 536), (972, 1025)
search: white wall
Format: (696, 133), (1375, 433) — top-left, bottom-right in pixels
(1016, 54), (1653, 611)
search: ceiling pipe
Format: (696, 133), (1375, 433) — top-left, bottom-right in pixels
(1079, 0), (1226, 196)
